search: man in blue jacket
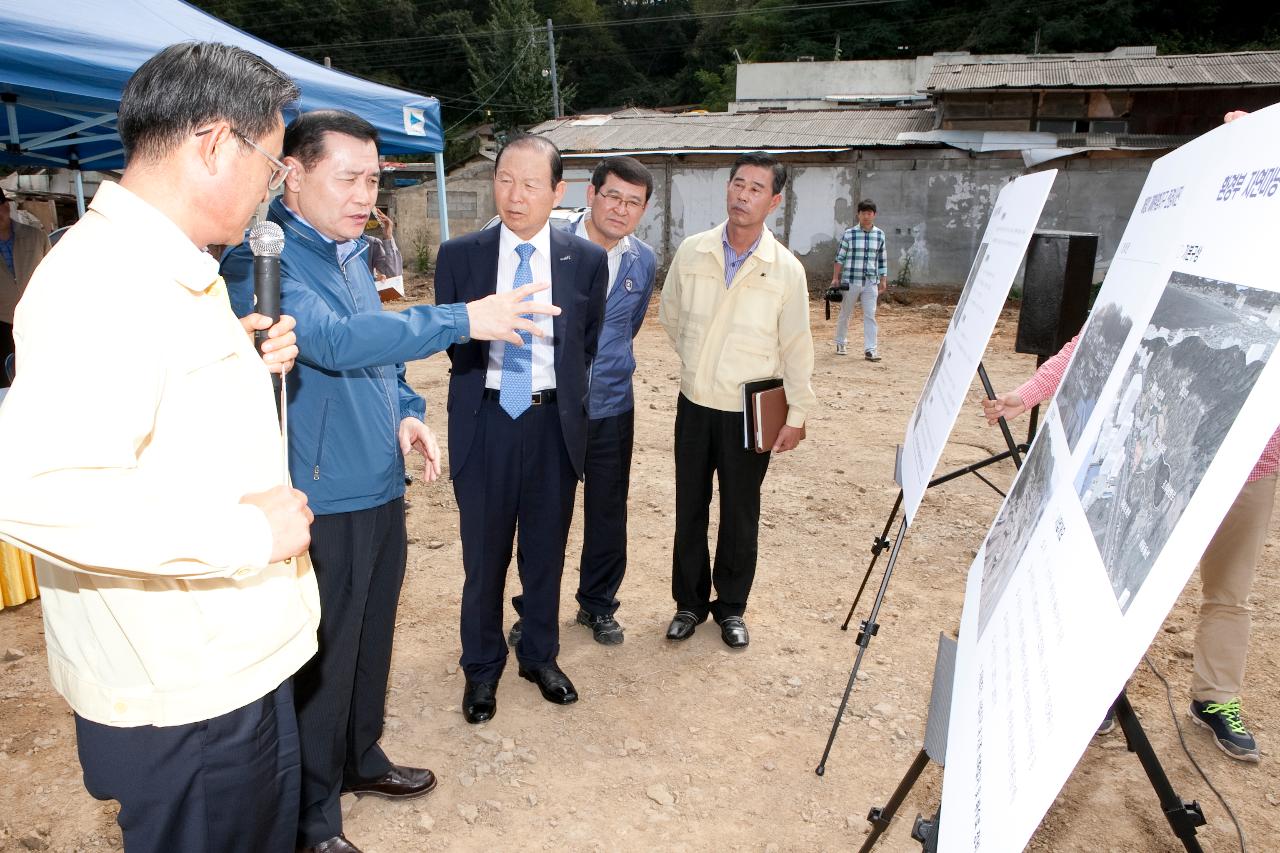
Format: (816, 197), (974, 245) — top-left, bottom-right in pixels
(222, 110), (558, 853)
(510, 157), (656, 646)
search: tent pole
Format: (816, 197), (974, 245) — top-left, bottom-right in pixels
(74, 170), (86, 218)
(433, 151), (449, 243)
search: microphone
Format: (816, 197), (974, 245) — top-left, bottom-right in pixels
(249, 221), (285, 415)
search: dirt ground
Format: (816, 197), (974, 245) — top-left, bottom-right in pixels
(1, 287), (1278, 852)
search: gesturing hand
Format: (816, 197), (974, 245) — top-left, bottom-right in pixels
(465, 282), (562, 345)
(399, 417), (442, 483)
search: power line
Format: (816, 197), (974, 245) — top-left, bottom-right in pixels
(337, 0), (1079, 77)
(279, 0), (911, 54)
(443, 32), (542, 135)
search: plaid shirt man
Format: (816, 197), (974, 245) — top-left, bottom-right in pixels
(835, 224), (887, 287)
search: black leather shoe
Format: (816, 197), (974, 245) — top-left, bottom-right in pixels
(665, 610), (704, 641)
(463, 679), (498, 724)
(518, 663), (579, 704)
(342, 764), (437, 800)
(299, 835), (362, 853)
(576, 608), (624, 645)
(507, 619), (522, 647)
(716, 615), (749, 648)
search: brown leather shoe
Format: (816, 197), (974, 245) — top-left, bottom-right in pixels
(341, 764), (437, 800)
(299, 835), (362, 853)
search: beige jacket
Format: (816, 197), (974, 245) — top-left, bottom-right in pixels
(0, 182), (320, 726)
(0, 218), (51, 324)
(659, 223), (816, 427)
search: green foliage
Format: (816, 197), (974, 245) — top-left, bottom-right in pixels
(693, 67), (733, 113)
(463, 0), (570, 134)
(893, 252), (913, 288)
(410, 230), (432, 274)
(191, 0), (1280, 134)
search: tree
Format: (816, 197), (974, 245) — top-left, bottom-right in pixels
(464, 0), (571, 134)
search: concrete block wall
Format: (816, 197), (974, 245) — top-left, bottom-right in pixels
(398, 149), (1155, 288)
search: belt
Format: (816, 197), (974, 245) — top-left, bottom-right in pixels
(482, 388), (558, 405)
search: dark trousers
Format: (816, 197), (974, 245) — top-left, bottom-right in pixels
(577, 409), (635, 617)
(1, 321), (14, 387)
(454, 398), (576, 682)
(294, 498), (406, 846)
(75, 681), (299, 853)
(672, 394), (771, 621)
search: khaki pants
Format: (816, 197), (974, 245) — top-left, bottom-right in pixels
(1191, 474), (1277, 703)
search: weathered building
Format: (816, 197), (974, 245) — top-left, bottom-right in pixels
(514, 107), (1156, 287)
(924, 48), (1280, 138)
(397, 47), (1280, 288)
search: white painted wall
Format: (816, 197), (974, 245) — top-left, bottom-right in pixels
(734, 56), (937, 102)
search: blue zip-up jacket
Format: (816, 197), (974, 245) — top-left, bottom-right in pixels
(220, 197), (470, 515)
(554, 212), (656, 419)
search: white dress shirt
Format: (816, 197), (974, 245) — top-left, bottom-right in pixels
(486, 222), (556, 391)
(575, 213), (631, 298)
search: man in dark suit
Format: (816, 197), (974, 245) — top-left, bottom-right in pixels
(435, 135), (608, 724)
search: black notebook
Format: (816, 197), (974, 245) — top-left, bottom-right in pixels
(742, 377), (784, 450)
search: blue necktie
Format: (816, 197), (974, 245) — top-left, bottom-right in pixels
(499, 242), (536, 419)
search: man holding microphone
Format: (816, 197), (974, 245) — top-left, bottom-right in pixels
(0, 43), (315, 852)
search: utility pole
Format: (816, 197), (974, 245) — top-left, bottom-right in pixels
(546, 18), (561, 119)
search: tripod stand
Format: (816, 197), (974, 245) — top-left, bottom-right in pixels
(839, 363), (1025, 631)
(817, 362), (1024, 775)
(859, 688), (1207, 852)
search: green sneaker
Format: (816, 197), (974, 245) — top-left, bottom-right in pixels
(1190, 699), (1260, 762)
(1095, 706), (1116, 737)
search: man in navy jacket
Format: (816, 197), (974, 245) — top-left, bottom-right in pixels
(222, 111), (557, 853)
(436, 135), (608, 724)
(520, 157), (656, 646)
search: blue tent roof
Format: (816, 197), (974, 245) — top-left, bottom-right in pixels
(0, 0), (443, 170)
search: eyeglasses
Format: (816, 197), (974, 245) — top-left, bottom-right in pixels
(598, 190), (645, 213)
(195, 127), (292, 191)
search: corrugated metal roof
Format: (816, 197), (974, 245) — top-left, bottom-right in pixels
(925, 50), (1280, 91)
(1054, 132), (1192, 149)
(527, 108), (937, 153)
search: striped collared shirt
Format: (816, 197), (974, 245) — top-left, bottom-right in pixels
(721, 230), (762, 287)
(836, 224), (887, 286)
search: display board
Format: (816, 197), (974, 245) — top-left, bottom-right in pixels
(900, 171), (1058, 524)
(939, 105), (1280, 853)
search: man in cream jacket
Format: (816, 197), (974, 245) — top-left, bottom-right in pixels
(0, 43), (316, 853)
(659, 151), (816, 650)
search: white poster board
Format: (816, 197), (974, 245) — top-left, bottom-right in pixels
(900, 171), (1057, 524)
(940, 105), (1280, 853)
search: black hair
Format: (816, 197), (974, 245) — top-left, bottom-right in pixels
(496, 134), (563, 185)
(857, 199), (878, 214)
(730, 151), (787, 195)
(118, 42), (299, 166)
(283, 110), (380, 170)
(591, 156), (653, 202)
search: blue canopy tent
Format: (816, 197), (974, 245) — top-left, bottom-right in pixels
(0, 0), (450, 238)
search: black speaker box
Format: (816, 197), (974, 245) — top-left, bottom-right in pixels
(1015, 231), (1098, 358)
